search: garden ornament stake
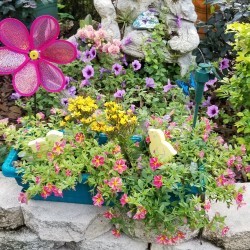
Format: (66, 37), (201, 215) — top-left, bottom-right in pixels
(192, 63), (211, 128)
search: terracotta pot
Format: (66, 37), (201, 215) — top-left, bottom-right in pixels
(192, 0), (216, 38)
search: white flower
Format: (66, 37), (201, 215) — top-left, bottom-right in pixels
(28, 138), (47, 153)
(46, 130), (63, 143)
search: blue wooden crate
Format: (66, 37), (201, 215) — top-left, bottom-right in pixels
(2, 149), (93, 204)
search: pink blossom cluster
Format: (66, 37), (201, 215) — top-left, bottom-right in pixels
(41, 184), (63, 199)
(77, 25), (122, 55)
(156, 231), (185, 245)
(133, 206), (147, 220)
(149, 157), (162, 171)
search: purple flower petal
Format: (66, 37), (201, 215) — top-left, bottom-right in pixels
(132, 60), (141, 71)
(219, 58), (230, 70)
(114, 89), (125, 98)
(145, 77), (155, 88)
(207, 105), (219, 118)
(112, 63), (123, 76)
(82, 65), (95, 79)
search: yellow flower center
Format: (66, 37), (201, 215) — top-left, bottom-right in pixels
(29, 50), (39, 60)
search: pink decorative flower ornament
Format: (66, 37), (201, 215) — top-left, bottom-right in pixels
(0, 15), (77, 96)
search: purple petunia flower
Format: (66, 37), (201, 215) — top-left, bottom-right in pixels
(80, 79), (90, 87)
(220, 58), (230, 70)
(77, 50), (82, 59)
(121, 81), (126, 88)
(207, 105), (219, 118)
(163, 79), (175, 93)
(204, 78), (217, 91)
(61, 98), (68, 107)
(82, 65), (95, 79)
(176, 15), (182, 28)
(90, 47), (96, 59)
(67, 86), (76, 96)
(112, 63), (123, 76)
(132, 60), (141, 71)
(145, 77), (155, 88)
(82, 50), (92, 62)
(202, 96), (212, 107)
(114, 89), (125, 98)
(121, 54), (128, 66)
(123, 37), (132, 46)
(130, 104), (136, 113)
(10, 92), (21, 100)
(186, 101), (194, 111)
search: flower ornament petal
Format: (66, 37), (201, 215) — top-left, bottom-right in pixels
(13, 61), (39, 96)
(30, 15), (60, 50)
(0, 18), (30, 53)
(40, 40), (77, 64)
(38, 60), (65, 92)
(0, 48), (29, 74)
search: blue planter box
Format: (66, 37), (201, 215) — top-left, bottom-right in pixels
(2, 149), (93, 204)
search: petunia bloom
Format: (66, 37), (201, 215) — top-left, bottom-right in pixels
(92, 192), (104, 207)
(114, 89), (125, 99)
(220, 58), (230, 70)
(113, 159), (127, 174)
(92, 155), (105, 168)
(120, 193), (129, 207)
(132, 60), (141, 71)
(82, 65), (95, 79)
(207, 105), (219, 118)
(149, 157), (162, 171)
(112, 63), (123, 76)
(0, 16), (76, 96)
(153, 175), (163, 188)
(145, 77), (155, 88)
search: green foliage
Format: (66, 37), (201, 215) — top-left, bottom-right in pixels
(216, 22), (250, 149)
(15, 88), (61, 117)
(143, 24), (181, 83)
(194, 0), (250, 62)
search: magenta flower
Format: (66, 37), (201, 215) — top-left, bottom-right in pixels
(132, 60), (141, 71)
(153, 175), (163, 189)
(18, 192), (28, 204)
(149, 157), (162, 171)
(221, 226), (229, 236)
(120, 193), (129, 207)
(92, 192), (104, 207)
(114, 89), (125, 99)
(204, 78), (217, 91)
(113, 159), (127, 174)
(0, 16), (77, 96)
(82, 65), (95, 79)
(220, 58), (230, 70)
(145, 77), (155, 88)
(112, 63), (123, 75)
(207, 105), (219, 118)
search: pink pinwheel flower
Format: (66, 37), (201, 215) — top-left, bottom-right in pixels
(0, 15), (76, 96)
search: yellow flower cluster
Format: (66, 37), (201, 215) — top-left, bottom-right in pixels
(90, 101), (137, 133)
(67, 96), (98, 123)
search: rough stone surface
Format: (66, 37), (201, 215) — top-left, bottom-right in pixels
(177, 53), (196, 76)
(21, 200), (111, 242)
(79, 232), (148, 250)
(93, 0), (120, 40)
(0, 228), (62, 250)
(131, 221), (198, 243)
(93, 0), (199, 75)
(121, 30), (151, 58)
(0, 173), (24, 229)
(203, 183), (250, 250)
(167, 20), (200, 53)
(151, 239), (221, 250)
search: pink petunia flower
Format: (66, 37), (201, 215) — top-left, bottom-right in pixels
(204, 201), (211, 212)
(108, 177), (123, 192)
(133, 206), (147, 220)
(216, 175), (228, 186)
(156, 235), (170, 245)
(112, 229), (121, 238)
(65, 169), (72, 177)
(0, 16), (76, 96)
(103, 210), (115, 219)
(92, 192), (104, 207)
(235, 192), (246, 209)
(18, 192), (28, 204)
(54, 163), (60, 174)
(221, 226), (229, 236)
(153, 175), (163, 189)
(35, 176), (41, 184)
(149, 157), (162, 171)
(75, 132), (85, 143)
(120, 193), (129, 207)
(52, 140), (66, 155)
(113, 159), (127, 174)
(91, 155), (105, 168)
